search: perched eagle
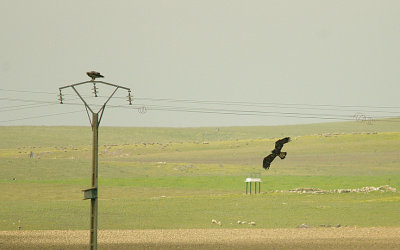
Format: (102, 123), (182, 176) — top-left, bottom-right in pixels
(87, 71), (104, 81)
(263, 137), (291, 170)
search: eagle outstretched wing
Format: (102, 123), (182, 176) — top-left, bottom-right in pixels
(263, 153), (277, 170)
(274, 137), (291, 151)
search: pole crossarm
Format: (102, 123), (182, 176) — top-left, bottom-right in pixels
(59, 80), (131, 91)
(59, 80), (133, 119)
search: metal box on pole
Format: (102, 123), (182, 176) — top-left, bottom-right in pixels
(83, 188), (98, 200)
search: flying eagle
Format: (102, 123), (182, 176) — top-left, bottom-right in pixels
(263, 137), (291, 170)
(87, 71), (104, 81)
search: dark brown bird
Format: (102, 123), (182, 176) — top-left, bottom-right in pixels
(87, 71), (104, 81)
(263, 137), (291, 170)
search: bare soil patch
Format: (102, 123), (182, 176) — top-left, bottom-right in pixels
(1, 227), (400, 249)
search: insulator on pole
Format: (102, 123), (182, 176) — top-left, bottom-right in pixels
(58, 89), (64, 104)
(92, 83), (98, 97)
(127, 90), (132, 105)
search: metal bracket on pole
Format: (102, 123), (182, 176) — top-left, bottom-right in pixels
(97, 87), (119, 125)
(85, 105), (93, 128)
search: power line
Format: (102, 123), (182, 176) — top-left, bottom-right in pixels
(130, 101), (400, 116)
(0, 110), (83, 123)
(0, 97), (85, 106)
(133, 97), (400, 110)
(1, 98), (399, 123)
(0, 103), (55, 112)
(0, 97), (57, 104)
(111, 104), (400, 122)
(131, 104), (355, 119)
(1, 87), (400, 123)
(2, 87), (400, 110)
(0, 87), (127, 99)
(0, 88), (56, 95)
(141, 106), (356, 121)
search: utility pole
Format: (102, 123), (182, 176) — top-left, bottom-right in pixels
(59, 77), (132, 250)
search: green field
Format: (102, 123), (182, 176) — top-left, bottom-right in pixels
(1, 120), (400, 230)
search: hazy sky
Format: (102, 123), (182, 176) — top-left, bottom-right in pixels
(1, 0), (399, 127)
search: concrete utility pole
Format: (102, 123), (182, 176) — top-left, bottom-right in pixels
(59, 78), (132, 250)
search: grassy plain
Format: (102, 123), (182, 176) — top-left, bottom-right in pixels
(0, 120), (400, 231)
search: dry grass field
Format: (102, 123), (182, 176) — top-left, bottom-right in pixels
(1, 227), (400, 249)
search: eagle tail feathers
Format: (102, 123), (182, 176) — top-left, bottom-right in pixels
(279, 152), (287, 159)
